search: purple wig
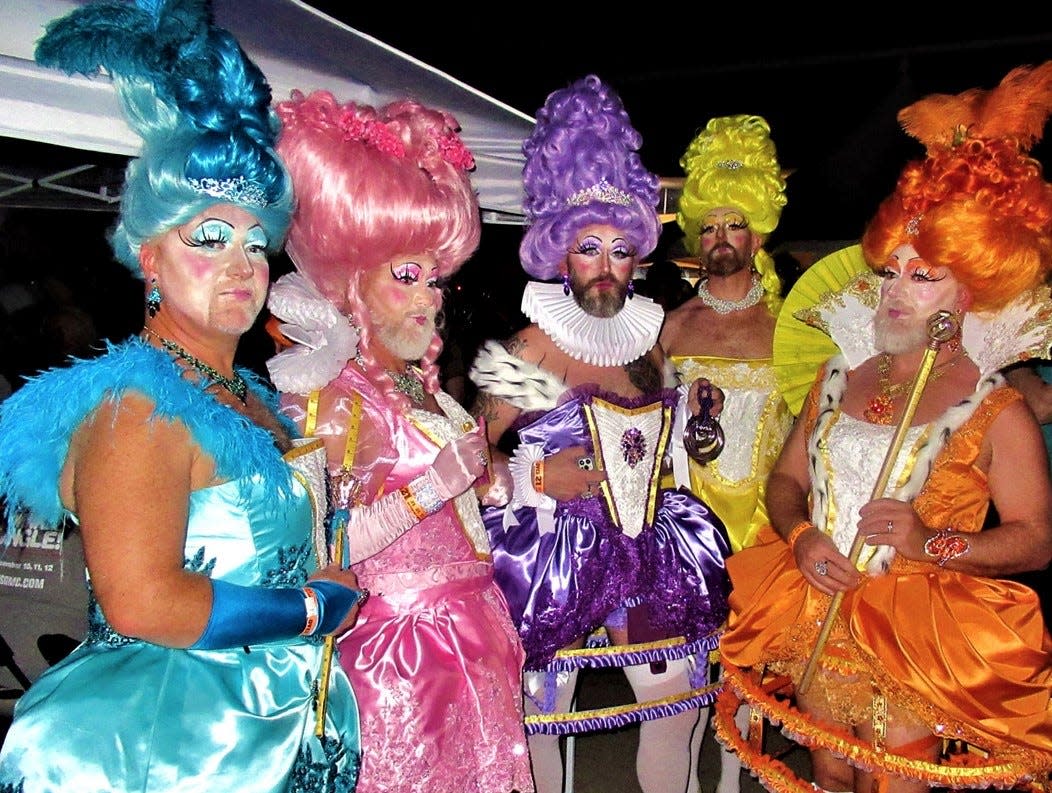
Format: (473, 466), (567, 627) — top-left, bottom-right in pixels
(519, 75), (661, 280)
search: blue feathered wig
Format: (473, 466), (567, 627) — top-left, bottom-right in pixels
(519, 75), (661, 281)
(34, 0), (293, 277)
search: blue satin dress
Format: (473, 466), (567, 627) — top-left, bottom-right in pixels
(0, 340), (361, 793)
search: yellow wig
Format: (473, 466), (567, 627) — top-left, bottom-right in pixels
(677, 115), (787, 311)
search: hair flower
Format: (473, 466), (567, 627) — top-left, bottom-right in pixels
(336, 109), (406, 158)
(365, 121), (406, 158)
(437, 131), (475, 171)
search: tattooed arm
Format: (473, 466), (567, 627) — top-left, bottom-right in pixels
(470, 335), (529, 447)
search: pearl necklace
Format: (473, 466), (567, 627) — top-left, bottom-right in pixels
(142, 329), (247, 403)
(696, 273), (764, 314)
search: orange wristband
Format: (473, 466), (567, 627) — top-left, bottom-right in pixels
(923, 528), (970, 567)
(399, 486), (429, 521)
(301, 587), (320, 636)
(786, 520), (814, 550)
(531, 459), (545, 494)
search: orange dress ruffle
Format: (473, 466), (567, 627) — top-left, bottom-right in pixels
(717, 379), (1052, 790)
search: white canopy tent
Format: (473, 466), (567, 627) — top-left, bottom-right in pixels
(0, 0), (535, 223)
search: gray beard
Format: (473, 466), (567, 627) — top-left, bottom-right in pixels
(375, 322), (433, 362)
(873, 314), (927, 354)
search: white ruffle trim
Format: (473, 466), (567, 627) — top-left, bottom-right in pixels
(520, 281), (664, 367)
(505, 442), (556, 535)
(265, 272), (359, 395)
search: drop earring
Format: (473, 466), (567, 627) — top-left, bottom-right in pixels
(627, 280), (635, 299)
(146, 279), (162, 317)
(949, 308), (963, 353)
(562, 272), (571, 296)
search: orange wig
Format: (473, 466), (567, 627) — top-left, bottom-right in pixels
(862, 62), (1052, 312)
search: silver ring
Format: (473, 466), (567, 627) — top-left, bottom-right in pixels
(814, 560), (828, 576)
(886, 520), (894, 533)
(476, 451), (488, 468)
(580, 482), (595, 500)
(577, 456), (594, 471)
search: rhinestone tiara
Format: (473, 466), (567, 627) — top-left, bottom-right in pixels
(565, 179), (634, 208)
(187, 175), (270, 209)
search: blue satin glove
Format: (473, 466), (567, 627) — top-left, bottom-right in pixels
(191, 579), (365, 650)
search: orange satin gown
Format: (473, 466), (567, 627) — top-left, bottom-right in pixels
(719, 379), (1052, 784)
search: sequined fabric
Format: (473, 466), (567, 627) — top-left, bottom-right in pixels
(484, 386), (731, 670)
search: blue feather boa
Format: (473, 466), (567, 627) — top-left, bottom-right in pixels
(0, 338), (297, 531)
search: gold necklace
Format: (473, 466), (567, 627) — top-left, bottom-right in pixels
(863, 352), (960, 425)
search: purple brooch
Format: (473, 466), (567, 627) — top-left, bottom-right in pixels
(620, 427), (646, 468)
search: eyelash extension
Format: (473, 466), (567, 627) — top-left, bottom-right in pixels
(914, 270), (945, 282)
(568, 244), (598, 255)
(180, 228), (227, 247)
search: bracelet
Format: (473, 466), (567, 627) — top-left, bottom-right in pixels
(786, 520), (814, 550)
(301, 587), (320, 636)
(399, 486), (428, 520)
(531, 459), (545, 494)
(923, 529), (970, 567)
(400, 474), (444, 522)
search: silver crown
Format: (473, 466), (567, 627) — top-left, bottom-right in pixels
(565, 179), (634, 208)
(187, 176), (270, 209)
(715, 159), (743, 170)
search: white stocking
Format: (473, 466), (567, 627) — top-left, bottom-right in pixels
(624, 657), (705, 793)
(523, 668), (579, 793)
(715, 702), (750, 793)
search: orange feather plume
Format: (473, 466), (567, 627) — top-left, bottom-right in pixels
(898, 61), (1052, 152)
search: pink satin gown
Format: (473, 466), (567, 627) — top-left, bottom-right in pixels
(309, 365), (534, 793)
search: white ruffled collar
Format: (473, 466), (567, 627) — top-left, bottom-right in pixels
(265, 272), (359, 395)
(810, 271), (1052, 380)
(520, 281), (664, 367)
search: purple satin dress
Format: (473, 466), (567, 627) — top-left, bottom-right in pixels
(483, 385), (731, 670)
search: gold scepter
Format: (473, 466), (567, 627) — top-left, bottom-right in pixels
(315, 466), (360, 737)
(797, 309), (959, 696)
(314, 528), (344, 737)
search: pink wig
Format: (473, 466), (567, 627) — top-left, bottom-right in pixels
(275, 90), (481, 406)
(275, 90), (481, 307)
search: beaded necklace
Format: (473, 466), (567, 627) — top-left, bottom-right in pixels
(389, 367), (425, 406)
(143, 329), (248, 403)
(696, 273), (764, 314)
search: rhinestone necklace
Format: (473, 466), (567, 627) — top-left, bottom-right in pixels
(389, 367), (425, 406)
(143, 329), (248, 403)
(696, 273), (764, 314)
